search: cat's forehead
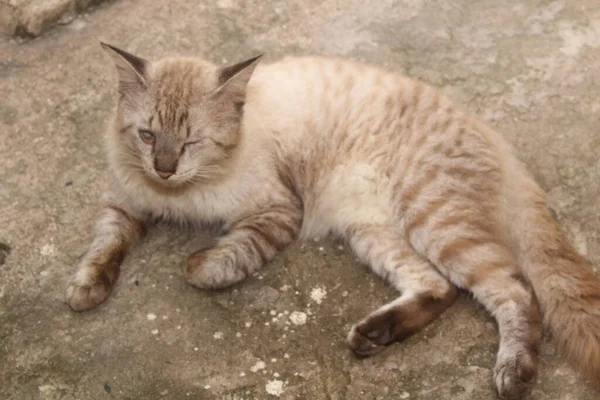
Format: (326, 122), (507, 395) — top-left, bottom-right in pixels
(148, 58), (216, 131)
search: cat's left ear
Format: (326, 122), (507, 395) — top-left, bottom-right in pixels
(214, 55), (263, 106)
(101, 42), (150, 92)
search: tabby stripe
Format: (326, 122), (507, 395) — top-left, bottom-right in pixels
(398, 167), (439, 214)
(119, 124), (133, 134)
(437, 236), (488, 265)
(405, 197), (447, 235)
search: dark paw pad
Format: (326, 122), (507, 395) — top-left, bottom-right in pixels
(347, 309), (408, 358)
(347, 326), (386, 358)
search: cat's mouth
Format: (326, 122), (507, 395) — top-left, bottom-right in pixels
(149, 172), (182, 186)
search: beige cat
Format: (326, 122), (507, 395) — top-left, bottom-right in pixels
(66, 43), (600, 398)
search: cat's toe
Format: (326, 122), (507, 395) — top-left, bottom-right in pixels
(65, 273), (112, 311)
(185, 251), (246, 289)
(494, 351), (537, 399)
(347, 324), (387, 358)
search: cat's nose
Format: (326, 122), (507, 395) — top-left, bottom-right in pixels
(156, 170), (174, 180)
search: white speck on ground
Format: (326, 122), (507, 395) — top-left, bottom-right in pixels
(204, 385), (210, 389)
(271, 358), (277, 363)
(239, 372), (246, 377)
(213, 332), (224, 340)
(280, 284), (291, 292)
(146, 313), (157, 321)
(310, 287), (327, 304)
(236, 332), (242, 338)
(250, 360), (266, 372)
(265, 380), (285, 396)
(270, 310), (277, 316)
(40, 244), (56, 256)
(245, 322), (252, 328)
(151, 329), (159, 335)
(289, 311), (307, 325)
(400, 391), (410, 399)
(284, 353), (290, 359)
(273, 372), (280, 377)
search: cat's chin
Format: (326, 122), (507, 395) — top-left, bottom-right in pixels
(144, 173), (188, 189)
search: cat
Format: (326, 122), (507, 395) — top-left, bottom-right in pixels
(65, 42), (600, 399)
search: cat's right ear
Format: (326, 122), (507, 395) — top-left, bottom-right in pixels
(101, 42), (149, 92)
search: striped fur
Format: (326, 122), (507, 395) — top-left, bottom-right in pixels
(65, 44), (600, 398)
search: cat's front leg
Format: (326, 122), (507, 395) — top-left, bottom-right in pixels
(186, 204), (302, 289)
(66, 205), (146, 311)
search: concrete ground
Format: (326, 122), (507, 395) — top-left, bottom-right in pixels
(1, 0), (599, 398)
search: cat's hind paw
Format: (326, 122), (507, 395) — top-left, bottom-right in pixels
(494, 351), (537, 399)
(347, 324), (388, 358)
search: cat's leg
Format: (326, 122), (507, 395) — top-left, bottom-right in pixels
(411, 232), (541, 398)
(185, 204), (301, 289)
(65, 205), (146, 311)
(345, 224), (458, 357)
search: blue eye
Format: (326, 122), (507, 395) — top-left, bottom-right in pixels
(138, 129), (155, 144)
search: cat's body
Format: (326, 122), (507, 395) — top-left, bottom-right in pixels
(66, 45), (600, 399)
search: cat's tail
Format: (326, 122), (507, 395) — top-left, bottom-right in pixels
(510, 175), (600, 385)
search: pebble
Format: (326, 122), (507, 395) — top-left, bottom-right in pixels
(265, 380), (285, 396)
(250, 361), (266, 372)
(310, 287), (327, 304)
(289, 311), (307, 325)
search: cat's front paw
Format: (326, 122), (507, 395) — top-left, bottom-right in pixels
(65, 270), (113, 311)
(185, 250), (247, 290)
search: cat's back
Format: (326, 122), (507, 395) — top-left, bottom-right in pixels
(245, 56), (458, 147)
(246, 56), (413, 135)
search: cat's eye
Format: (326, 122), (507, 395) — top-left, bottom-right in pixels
(138, 129), (155, 144)
(184, 139), (202, 147)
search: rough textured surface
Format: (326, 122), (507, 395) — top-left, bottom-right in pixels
(0, 0), (109, 37)
(1, 0), (599, 399)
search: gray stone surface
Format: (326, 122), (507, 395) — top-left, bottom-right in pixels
(0, 0), (108, 37)
(1, 0), (600, 399)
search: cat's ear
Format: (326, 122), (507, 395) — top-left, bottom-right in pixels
(214, 55), (263, 105)
(101, 42), (149, 92)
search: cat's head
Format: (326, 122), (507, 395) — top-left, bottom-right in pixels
(102, 43), (261, 186)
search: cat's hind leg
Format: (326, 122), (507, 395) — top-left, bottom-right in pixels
(345, 224), (457, 357)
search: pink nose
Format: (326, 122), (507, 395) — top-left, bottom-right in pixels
(156, 170), (174, 179)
